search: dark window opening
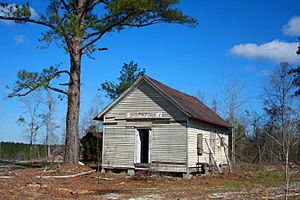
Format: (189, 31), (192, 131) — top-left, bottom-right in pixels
(197, 134), (203, 156)
(138, 129), (149, 163)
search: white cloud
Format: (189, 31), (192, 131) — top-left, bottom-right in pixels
(230, 40), (300, 64)
(282, 16), (300, 36)
(0, 4), (37, 25)
(14, 34), (26, 44)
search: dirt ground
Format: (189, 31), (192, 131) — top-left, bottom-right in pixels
(0, 163), (300, 200)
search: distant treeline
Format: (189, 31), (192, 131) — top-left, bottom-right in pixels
(0, 142), (63, 161)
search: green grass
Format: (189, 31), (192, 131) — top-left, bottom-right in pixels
(221, 180), (248, 187)
(219, 170), (298, 190)
(250, 171), (284, 187)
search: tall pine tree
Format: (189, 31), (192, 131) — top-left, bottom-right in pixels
(0, 1), (197, 164)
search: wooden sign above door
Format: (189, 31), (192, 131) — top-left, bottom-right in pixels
(126, 112), (163, 119)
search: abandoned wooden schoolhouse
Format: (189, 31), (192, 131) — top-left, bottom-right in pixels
(94, 75), (232, 176)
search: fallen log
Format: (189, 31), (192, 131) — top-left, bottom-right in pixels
(37, 170), (95, 179)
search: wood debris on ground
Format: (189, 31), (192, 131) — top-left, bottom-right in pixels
(0, 164), (299, 199)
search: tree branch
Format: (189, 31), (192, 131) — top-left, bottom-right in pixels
(123, 19), (165, 28)
(81, 14), (134, 52)
(83, 12), (157, 41)
(292, 139), (300, 147)
(97, 0), (109, 5)
(47, 85), (68, 95)
(14, 83), (68, 97)
(82, 47), (108, 54)
(0, 16), (57, 30)
(263, 130), (284, 147)
(60, 0), (74, 16)
(79, 0), (105, 21)
(54, 0), (60, 17)
(82, 13), (126, 41)
(14, 85), (41, 97)
(59, 82), (70, 86)
(57, 70), (72, 79)
(10, 69), (71, 98)
(48, 69), (72, 83)
(83, 31), (100, 40)
(82, 16), (170, 51)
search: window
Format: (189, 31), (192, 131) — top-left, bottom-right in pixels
(197, 134), (203, 156)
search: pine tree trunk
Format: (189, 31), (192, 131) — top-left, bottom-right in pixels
(63, 42), (81, 164)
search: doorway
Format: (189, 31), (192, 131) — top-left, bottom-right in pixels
(135, 129), (151, 164)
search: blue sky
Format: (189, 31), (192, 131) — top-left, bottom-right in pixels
(0, 0), (300, 143)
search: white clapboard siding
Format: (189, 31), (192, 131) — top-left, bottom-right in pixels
(102, 80), (187, 170)
(151, 123), (187, 163)
(150, 163), (186, 173)
(187, 120), (210, 167)
(187, 119), (229, 167)
(106, 81), (186, 121)
(102, 127), (135, 168)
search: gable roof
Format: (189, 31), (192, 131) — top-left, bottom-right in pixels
(95, 75), (231, 128)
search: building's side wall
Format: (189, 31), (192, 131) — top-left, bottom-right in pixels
(214, 133), (229, 165)
(102, 80), (187, 172)
(187, 118), (229, 168)
(187, 119), (210, 166)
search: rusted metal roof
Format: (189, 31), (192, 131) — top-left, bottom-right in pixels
(143, 75), (231, 128)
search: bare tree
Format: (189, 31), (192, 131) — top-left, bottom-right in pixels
(249, 112), (267, 164)
(196, 90), (206, 103)
(41, 91), (59, 159)
(218, 73), (246, 165)
(262, 62), (298, 200)
(17, 91), (44, 160)
(79, 95), (103, 138)
(211, 96), (218, 113)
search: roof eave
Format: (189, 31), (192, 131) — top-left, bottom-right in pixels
(189, 116), (232, 129)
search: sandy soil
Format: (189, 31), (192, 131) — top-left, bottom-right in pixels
(0, 164), (299, 199)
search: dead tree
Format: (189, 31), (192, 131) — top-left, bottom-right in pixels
(17, 92), (44, 160)
(218, 73), (246, 165)
(196, 90), (206, 104)
(211, 97), (218, 113)
(42, 91), (59, 159)
(262, 62), (297, 200)
(79, 95), (103, 138)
